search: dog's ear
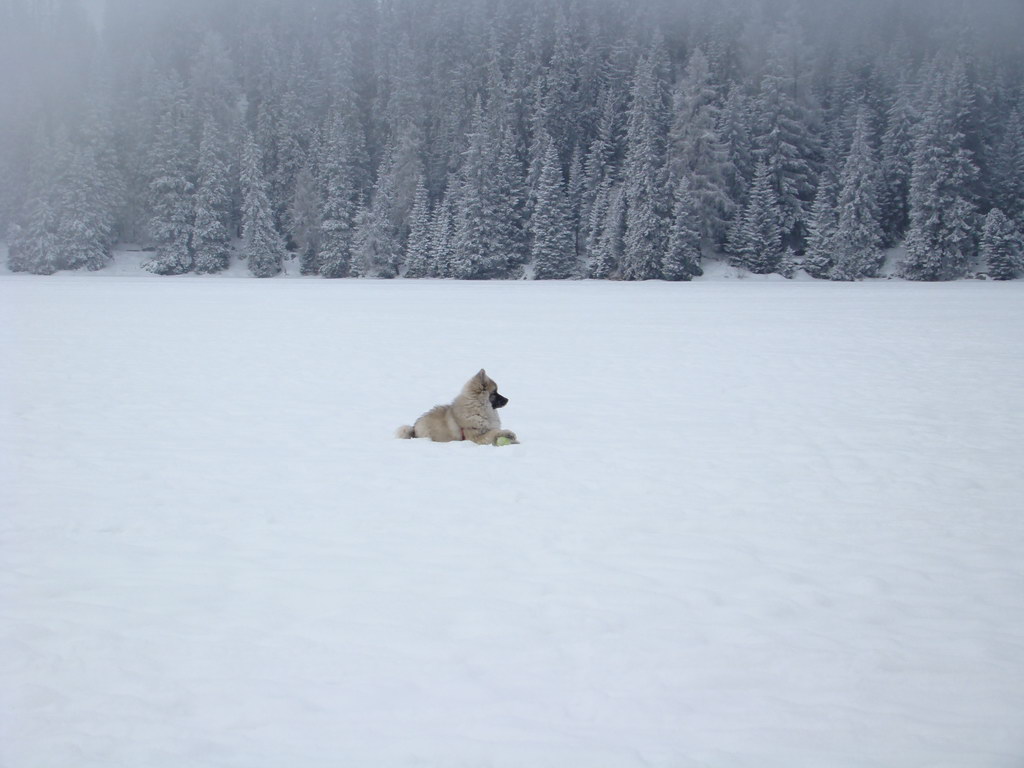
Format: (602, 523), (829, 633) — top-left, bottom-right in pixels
(465, 369), (487, 393)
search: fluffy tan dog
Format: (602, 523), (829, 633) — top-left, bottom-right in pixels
(396, 369), (519, 445)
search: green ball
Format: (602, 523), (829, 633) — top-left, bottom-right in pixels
(495, 436), (513, 446)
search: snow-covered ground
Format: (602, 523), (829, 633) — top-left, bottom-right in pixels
(2, 272), (1023, 768)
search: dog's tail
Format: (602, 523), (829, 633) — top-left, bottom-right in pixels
(395, 425), (416, 439)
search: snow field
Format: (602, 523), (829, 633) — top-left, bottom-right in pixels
(2, 276), (1024, 767)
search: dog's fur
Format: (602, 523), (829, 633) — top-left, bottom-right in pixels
(396, 369), (519, 445)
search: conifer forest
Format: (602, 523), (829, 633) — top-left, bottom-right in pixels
(2, 0), (1023, 280)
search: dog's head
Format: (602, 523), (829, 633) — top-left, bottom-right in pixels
(466, 369), (509, 410)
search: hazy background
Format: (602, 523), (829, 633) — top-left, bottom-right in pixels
(2, 0), (1022, 279)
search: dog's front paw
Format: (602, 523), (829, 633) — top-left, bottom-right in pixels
(497, 430), (519, 445)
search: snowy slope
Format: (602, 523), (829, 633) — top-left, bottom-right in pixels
(2, 276), (1023, 767)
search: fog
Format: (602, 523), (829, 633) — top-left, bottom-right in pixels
(2, 0), (1022, 279)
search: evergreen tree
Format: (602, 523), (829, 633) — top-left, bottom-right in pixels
(584, 178), (612, 270)
(192, 116), (233, 274)
(980, 208), (1021, 280)
(6, 0), (1024, 283)
(542, 12), (584, 165)
(318, 110), (359, 278)
(240, 132), (285, 278)
(669, 48), (732, 246)
(54, 141), (114, 271)
(991, 106), (1024, 224)
(531, 141), (577, 279)
(903, 61), (979, 281)
(145, 73), (195, 275)
(622, 49), (670, 281)
(264, 86), (316, 240)
(752, 30), (821, 248)
(404, 175), (432, 277)
(663, 177), (703, 280)
(428, 188), (457, 278)
(451, 101), (518, 279)
(718, 84), (754, 220)
(8, 134), (61, 274)
(582, 86), (625, 221)
(492, 127), (529, 277)
(289, 161), (321, 275)
(79, 96), (124, 258)
(831, 109), (884, 280)
(803, 171), (839, 279)
(779, 246), (799, 279)
(589, 182), (625, 279)
(352, 150), (402, 278)
(567, 145), (586, 261)
(878, 73), (917, 246)
(728, 158), (783, 274)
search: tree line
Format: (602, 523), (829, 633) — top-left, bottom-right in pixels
(2, 0), (1023, 280)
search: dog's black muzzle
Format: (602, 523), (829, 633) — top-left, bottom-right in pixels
(490, 392), (509, 409)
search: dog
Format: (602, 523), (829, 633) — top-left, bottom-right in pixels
(396, 369), (519, 445)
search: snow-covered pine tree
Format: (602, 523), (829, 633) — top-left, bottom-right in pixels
(662, 177), (703, 280)
(79, 98), (124, 260)
(567, 146), (586, 261)
(752, 29), (821, 249)
(779, 246), (799, 279)
(146, 73), (196, 275)
(192, 116), (233, 274)
(289, 161), (321, 275)
(526, 92), (553, 226)
(492, 127), (529, 277)
(582, 87), (624, 217)
(878, 72), (917, 246)
(451, 101), (518, 280)
(728, 158), (783, 274)
(622, 48), (670, 281)
(54, 141), (113, 271)
(450, 141), (492, 279)
(980, 208), (1021, 280)
(9, 0), (1024, 283)
(991, 106), (1024, 224)
(590, 182), (626, 279)
(8, 133), (61, 274)
(403, 175), (432, 278)
(584, 177), (612, 270)
(903, 59), (979, 281)
(831, 108), (884, 280)
(718, 84), (754, 222)
(240, 131), (285, 278)
(803, 170), (839, 278)
(428, 188), (457, 278)
(669, 47), (732, 247)
(542, 12), (584, 167)
(531, 141), (577, 279)
(385, 122), (426, 249)
(327, 38), (371, 198)
(268, 86), (316, 241)
(352, 150), (402, 279)
(318, 110), (359, 278)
